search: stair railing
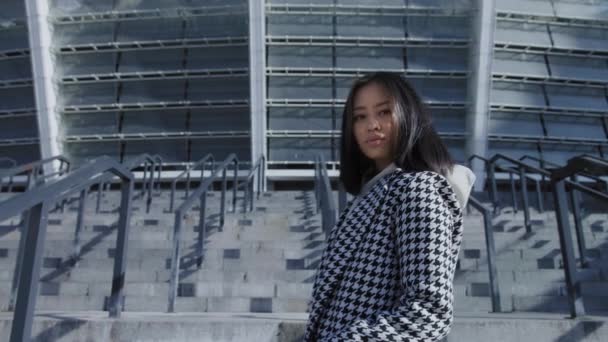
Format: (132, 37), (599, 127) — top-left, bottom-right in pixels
(466, 196), (501, 313)
(167, 154), (240, 313)
(96, 153), (162, 214)
(169, 154), (215, 212)
(0, 155), (70, 193)
(549, 155), (608, 318)
(240, 154), (265, 213)
(0, 156), (134, 342)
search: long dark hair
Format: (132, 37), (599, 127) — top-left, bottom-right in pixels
(340, 72), (454, 195)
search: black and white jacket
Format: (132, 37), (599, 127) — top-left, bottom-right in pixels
(304, 164), (474, 341)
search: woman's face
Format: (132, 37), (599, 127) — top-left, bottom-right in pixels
(352, 82), (397, 171)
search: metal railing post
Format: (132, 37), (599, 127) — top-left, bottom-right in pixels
(108, 177), (134, 318)
(197, 193), (207, 269)
(519, 166), (531, 233)
(168, 211), (183, 313)
(468, 197), (501, 313)
(9, 202), (49, 342)
(509, 171), (518, 213)
(220, 168), (227, 230)
(569, 175), (588, 268)
(73, 188), (87, 262)
(551, 179), (586, 318)
(8, 212), (29, 311)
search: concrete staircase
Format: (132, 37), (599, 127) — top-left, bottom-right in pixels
(0, 188), (607, 341)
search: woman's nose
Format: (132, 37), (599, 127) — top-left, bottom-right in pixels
(367, 118), (380, 131)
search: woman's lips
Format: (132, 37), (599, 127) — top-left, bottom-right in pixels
(366, 137), (385, 146)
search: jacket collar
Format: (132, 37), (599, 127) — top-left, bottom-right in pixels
(359, 162), (399, 197)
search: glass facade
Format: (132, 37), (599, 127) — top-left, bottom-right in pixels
(0, 0), (606, 175)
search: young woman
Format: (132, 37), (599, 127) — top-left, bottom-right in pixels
(304, 72), (475, 341)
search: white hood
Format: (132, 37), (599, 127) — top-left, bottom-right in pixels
(445, 164), (476, 209)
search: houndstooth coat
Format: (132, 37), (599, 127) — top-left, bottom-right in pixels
(304, 166), (465, 341)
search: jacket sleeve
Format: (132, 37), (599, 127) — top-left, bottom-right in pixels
(330, 172), (460, 342)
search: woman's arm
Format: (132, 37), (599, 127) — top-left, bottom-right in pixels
(330, 172), (460, 341)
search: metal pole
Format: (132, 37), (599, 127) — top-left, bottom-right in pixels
(9, 202), (49, 342)
(168, 212), (182, 313)
(551, 179), (585, 318)
(488, 162), (498, 212)
(73, 189), (87, 262)
(535, 179), (544, 213)
(232, 162), (238, 213)
(108, 178), (133, 318)
(569, 177), (588, 268)
(519, 168), (531, 233)
(219, 169), (227, 231)
(8, 211), (30, 311)
(197, 193), (207, 269)
(509, 171), (518, 213)
(482, 206), (501, 312)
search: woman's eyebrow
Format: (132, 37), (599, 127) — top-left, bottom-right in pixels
(353, 100), (390, 111)
(374, 100), (390, 108)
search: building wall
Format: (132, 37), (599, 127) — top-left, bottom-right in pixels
(0, 0), (606, 176)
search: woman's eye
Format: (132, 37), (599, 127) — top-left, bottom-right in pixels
(353, 114), (364, 121)
(379, 109), (390, 116)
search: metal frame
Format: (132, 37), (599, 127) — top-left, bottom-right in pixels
(0, 156), (134, 342)
(239, 154), (265, 213)
(167, 154), (240, 312)
(266, 3), (470, 17)
(52, 5), (249, 24)
(0, 157), (17, 169)
(0, 155), (71, 193)
(266, 98), (466, 109)
(549, 155), (608, 318)
(266, 35), (469, 48)
(467, 196), (502, 313)
(0, 49), (31, 60)
(492, 72), (607, 89)
(65, 131), (251, 143)
(61, 100), (249, 114)
(56, 36), (249, 55)
(266, 67), (467, 79)
(494, 42), (608, 59)
(169, 154), (215, 212)
(60, 68), (249, 85)
(0, 79), (33, 89)
(96, 153), (162, 213)
(314, 154), (336, 235)
(496, 11), (608, 30)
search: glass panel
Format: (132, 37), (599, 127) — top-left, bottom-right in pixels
(268, 107), (333, 130)
(64, 113), (118, 135)
(267, 15), (332, 36)
(545, 85), (608, 111)
(493, 51), (548, 77)
(268, 77), (332, 99)
(269, 138), (331, 161)
(495, 0), (554, 16)
(494, 21), (551, 47)
(189, 137), (250, 163)
(550, 25), (608, 51)
(336, 15), (405, 38)
(407, 16), (469, 39)
(268, 46), (333, 68)
(491, 82), (546, 107)
(547, 55), (608, 82)
(335, 47), (404, 69)
(489, 112), (544, 137)
(190, 108), (250, 131)
(544, 116), (606, 140)
(122, 111), (187, 133)
(407, 48), (467, 71)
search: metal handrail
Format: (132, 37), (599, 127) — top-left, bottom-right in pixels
(0, 156), (134, 342)
(466, 196), (501, 313)
(169, 154), (215, 212)
(471, 153), (604, 272)
(469, 154), (546, 220)
(549, 155), (608, 318)
(240, 155), (265, 213)
(168, 154), (239, 312)
(314, 154), (336, 235)
(521, 155), (608, 191)
(96, 153), (162, 213)
(0, 155), (71, 193)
